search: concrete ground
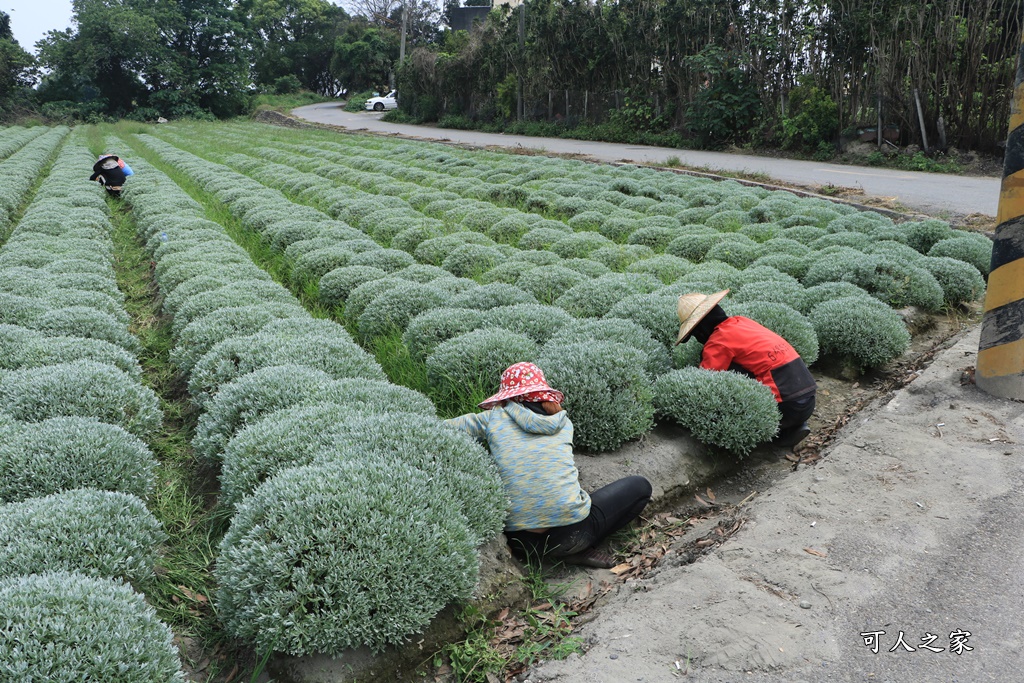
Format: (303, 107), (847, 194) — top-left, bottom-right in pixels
(528, 327), (1024, 682)
(291, 104), (1000, 219)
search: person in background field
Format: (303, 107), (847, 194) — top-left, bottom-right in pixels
(444, 362), (652, 569)
(89, 154), (133, 197)
(676, 290), (817, 448)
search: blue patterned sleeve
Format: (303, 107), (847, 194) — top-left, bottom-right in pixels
(443, 411), (491, 439)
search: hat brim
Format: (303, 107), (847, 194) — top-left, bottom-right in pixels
(675, 289), (729, 345)
(479, 385), (564, 409)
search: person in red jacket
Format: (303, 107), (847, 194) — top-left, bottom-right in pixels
(676, 289), (817, 447)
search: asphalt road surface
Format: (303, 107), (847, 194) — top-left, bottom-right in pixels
(292, 103), (1001, 219)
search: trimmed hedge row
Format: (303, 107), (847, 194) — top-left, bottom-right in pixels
(0, 136), (182, 679)
(122, 139), (507, 658)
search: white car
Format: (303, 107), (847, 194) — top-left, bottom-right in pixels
(365, 91), (398, 111)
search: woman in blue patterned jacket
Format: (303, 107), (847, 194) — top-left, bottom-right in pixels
(444, 362), (651, 568)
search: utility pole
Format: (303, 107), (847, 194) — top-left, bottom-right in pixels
(517, 2), (525, 121)
(399, 0), (408, 64)
(976, 30), (1024, 399)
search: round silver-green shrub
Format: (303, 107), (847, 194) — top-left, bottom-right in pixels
(653, 368), (779, 456)
(6, 333), (141, 378)
(589, 244), (654, 271)
(479, 260), (539, 285)
(928, 234), (993, 276)
(901, 219), (954, 254)
(0, 489), (164, 582)
(518, 227), (572, 251)
(172, 281), (296, 337)
(919, 256), (986, 306)
(161, 275), (232, 316)
(0, 571), (185, 682)
(426, 328), (538, 404)
(732, 279), (807, 310)
(664, 233), (720, 262)
(221, 408), (507, 541)
(514, 265), (587, 305)
(548, 317), (671, 378)
(738, 223), (780, 243)
(560, 257), (612, 278)
(485, 215), (534, 246)
(0, 361), (161, 437)
(403, 307), (484, 362)
(798, 282), (877, 315)
(705, 209), (754, 232)
(318, 265), (387, 307)
(193, 365), (435, 460)
(290, 247), (356, 287)
(811, 296), (910, 370)
(596, 217), (640, 243)
(555, 274), (653, 318)
(750, 252), (810, 280)
(625, 254), (691, 283)
(396, 263), (454, 283)
(479, 303), (573, 344)
(780, 225), (827, 244)
(390, 224), (447, 254)
(536, 340), (654, 452)
(415, 233), (496, 266)
(358, 281), (452, 341)
(339, 276), (410, 323)
(849, 255), (944, 311)
(0, 417), (156, 504)
(450, 282), (538, 310)
(171, 303), (310, 372)
(550, 232), (615, 259)
(567, 211), (606, 233)
(628, 226), (680, 252)
(704, 237), (761, 269)
(724, 301), (819, 365)
(602, 292), (680, 349)
(189, 321), (385, 406)
(441, 243), (505, 278)
(810, 231), (873, 251)
(215, 459), (478, 656)
(350, 247), (418, 273)
(40, 289), (128, 324)
(26, 306), (140, 354)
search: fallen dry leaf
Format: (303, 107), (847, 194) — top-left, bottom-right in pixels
(803, 547), (828, 558)
(706, 488), (716, 502)
(610, 563), (633, 575)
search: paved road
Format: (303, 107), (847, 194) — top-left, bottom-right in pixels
(292, 103), (1001, 218)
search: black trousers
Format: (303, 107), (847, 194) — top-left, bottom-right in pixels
(505, 475), (653, 559)
(777, 394), (815, 434)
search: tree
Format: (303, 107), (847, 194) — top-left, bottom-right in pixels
(0, 12), (36, 103)
(331, 18), (399, 92)
(242, 0), (347, 95)
(36, 0), (251, 118)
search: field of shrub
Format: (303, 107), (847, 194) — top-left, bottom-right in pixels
(0, 120), (990, 677)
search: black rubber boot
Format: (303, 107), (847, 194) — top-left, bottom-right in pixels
(773, 422), (811, 448)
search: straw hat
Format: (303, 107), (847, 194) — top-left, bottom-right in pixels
(675, 289), (729, 345)
(479, 362), (564, 409)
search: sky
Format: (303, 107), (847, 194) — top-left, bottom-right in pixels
(6, 0), (73, 53)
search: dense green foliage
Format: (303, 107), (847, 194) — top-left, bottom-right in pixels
(653, 368), (780, 456)
(0, 572), (185, 682)
(215, 460), (480, 655)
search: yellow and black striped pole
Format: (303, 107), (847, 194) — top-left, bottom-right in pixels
(978, 31), (1024, 399)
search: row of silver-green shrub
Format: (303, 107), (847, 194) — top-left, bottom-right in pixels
(0, 127), (71, 238)
(117, 144), (507, 658)
(144, 127), (990, 455)
(0, 135), (184, 682)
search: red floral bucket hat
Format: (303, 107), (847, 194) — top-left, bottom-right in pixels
(479, 362), (564, 409)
